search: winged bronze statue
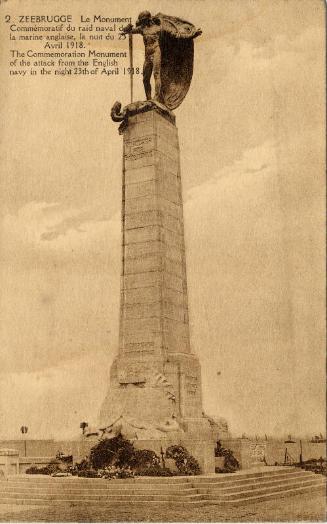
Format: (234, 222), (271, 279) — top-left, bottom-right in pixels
(121, 11), (202, 110)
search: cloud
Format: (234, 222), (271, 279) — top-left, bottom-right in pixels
(1, 201), (83, 251)
(1, 201), (121, 268)
(183, 141), (325, 436)
(179, 17), (323, 193)
(41, 218), (87, 241)
(0, 202), (121, 375)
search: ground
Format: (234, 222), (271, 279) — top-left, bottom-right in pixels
(0, 491), (325, 522)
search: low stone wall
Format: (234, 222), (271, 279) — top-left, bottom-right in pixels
(1, 438), (325, 473)
(0, 449), (19, 476)
(0, 440), (56, 457)
(0, 438), (215, 473)
(0, 439), (95, 462)
(221, 439), (326, 468)
(221, 439), (267, 469)
(0, 449), (61, 476)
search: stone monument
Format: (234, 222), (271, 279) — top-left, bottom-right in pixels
(99, 12), (227, 473)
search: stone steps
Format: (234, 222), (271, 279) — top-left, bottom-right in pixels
(192, 467), (300, 484)
(194, 468), (326, 505)
(195, 472), (317, 493)
(205, 477), (325, 500)
(0, 493), (204, 503)
(206, 482), (326, 506)
(0, 486), (197, 496)
(0, 498), (206, 507)
(0, 475), (202, 505)
(0, 467), (324, 507)
(6, 475), (313, 494)
(0, 477), (192, 488)
(6, 475), (188, 484)
(191, 469), (311, 488)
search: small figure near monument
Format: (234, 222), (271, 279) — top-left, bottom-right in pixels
(121, 12), (202, 110)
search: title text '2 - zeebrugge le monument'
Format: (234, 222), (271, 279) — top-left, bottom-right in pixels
(99, 11), (227, 473)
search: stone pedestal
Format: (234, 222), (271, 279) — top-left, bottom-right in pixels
(0, 449), (19, 476)
(100, 107), (217, 472)
(221, 439), (267, 469)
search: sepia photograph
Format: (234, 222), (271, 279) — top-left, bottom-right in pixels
(0, 0), (325, 521)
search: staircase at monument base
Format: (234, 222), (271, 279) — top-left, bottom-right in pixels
(190, 467), (326, 505)
(0, 467), (325, 507)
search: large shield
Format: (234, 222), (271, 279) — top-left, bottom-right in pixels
(154, 13), (202, 110)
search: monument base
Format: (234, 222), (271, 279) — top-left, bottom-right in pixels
(99, 352), (217, 473)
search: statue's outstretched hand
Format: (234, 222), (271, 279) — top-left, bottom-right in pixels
(121, 23), (133, 34)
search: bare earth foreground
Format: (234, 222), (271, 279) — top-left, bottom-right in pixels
(0, 490), (325, 523)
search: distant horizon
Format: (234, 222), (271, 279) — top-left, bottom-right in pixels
(0, 429), (326, 442)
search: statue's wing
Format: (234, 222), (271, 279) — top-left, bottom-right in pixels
(154, 13), (201, 39)
(154, 13), (201, 110)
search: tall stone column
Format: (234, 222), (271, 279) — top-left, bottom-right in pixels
(100, 106), (216, 472)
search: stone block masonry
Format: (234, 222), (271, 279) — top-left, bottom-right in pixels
(120, 110), (191, 361)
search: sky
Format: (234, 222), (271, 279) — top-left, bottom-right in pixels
(0, 0), (325, 440)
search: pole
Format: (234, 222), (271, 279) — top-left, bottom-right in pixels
(299, 439), (303, 465)
(160, 446), (165, 469)
(129, 33), (133, 103)
(20, 426), (28, 457)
